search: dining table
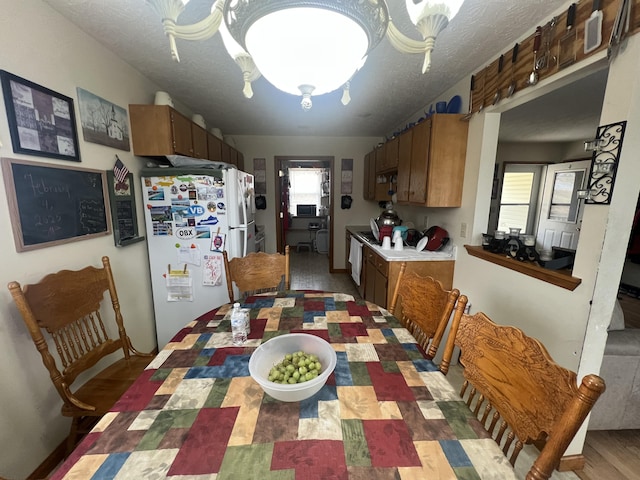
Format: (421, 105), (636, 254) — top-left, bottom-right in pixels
(51, 290), (518, 479)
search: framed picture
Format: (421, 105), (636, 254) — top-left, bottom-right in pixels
(77, 87), (130, 151)
(0, 70), (80, 161)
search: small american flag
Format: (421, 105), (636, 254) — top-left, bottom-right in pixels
(113, 156), (130, 183)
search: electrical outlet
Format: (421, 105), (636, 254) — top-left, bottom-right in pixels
(460, 222), (467, 238)
(423, 215), (429, 228)
(464, 303), (471, 314)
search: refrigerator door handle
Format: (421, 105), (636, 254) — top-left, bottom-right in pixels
(239, 178), (248, 227)
(242, 227), (248, 257)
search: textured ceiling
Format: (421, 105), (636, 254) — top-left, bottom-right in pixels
(43, 0), (605, 141)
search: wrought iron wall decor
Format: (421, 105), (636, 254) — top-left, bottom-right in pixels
(580, 120), (627, 205)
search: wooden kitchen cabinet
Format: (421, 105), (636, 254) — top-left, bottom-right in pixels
(383, 135), (399, 171)
(192, 123), (208, 159)
(362, 246), (454, 308)
(363, 151), (376, 201)
(229, 147), (238, 168)
(376, 136), (398, 173)
(365, 114), (467, 206)
(373, 251), (388, 307)
(364, 247), (388, 307)
(207, 133), (223, 162)
(221, 142), (231, 164)
(395, 129), (413, 203)
(130, 105), (246, 166)
(364, 246), (376, 304)
(130, 105), (203, 157)
(406, 114), (468, 207)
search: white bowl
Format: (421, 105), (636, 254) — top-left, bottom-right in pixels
(249, 333), (337, 402)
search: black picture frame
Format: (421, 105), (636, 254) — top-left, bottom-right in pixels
(0, 70), (80, 161)
(106, 170), (145, 247)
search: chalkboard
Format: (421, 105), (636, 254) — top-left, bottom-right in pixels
(106, 170), (144, 247)
(2, 157), (111, 252)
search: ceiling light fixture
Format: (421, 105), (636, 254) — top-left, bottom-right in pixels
(147, 0), (464, 110)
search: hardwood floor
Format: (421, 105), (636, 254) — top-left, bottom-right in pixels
(289, 250), (640, 480)
(289, 249), (359, 297)
(576, 430), (640, 480)
(618, 289), (640, 329)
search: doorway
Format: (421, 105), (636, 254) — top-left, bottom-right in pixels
(275, 156), (334, 270)
(535, 159), (590, 251)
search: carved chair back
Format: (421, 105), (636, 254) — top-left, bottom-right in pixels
(388, 262), (465, 374)
(8, 256), (153, 452)
(444, 309), (605, 480)
(223, 245), (290, 303)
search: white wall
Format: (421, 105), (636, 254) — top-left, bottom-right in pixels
(231, 135), (382, 269)
(0, 1), (159, 477)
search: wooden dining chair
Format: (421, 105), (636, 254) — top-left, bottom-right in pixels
(7, 256), (155, 454)
(443, 306), (606, 480)
(223, 245), (290, 303)
(388, 262), (466, 374)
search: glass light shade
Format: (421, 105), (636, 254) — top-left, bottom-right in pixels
(244, 8), (368, 96)
(219, 19), (246, 57)
(405, 0), (464, 26)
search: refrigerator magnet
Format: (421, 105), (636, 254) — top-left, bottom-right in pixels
(211, 228), (226, 252)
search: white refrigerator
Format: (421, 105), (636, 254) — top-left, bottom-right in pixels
(140, 166), (255, 348)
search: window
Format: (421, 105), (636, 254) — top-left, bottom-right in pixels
(548, 170), (585, 222)
(289, 168), (323, 216)
(497, 164), (543, 234)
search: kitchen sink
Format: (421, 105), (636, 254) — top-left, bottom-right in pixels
(357, 231), (379, 244)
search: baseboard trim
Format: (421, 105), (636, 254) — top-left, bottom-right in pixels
(28, 439), (66, 480)
(558, 454), (585, 472)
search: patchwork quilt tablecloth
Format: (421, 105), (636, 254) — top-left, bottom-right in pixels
(52, 291), (517, 479)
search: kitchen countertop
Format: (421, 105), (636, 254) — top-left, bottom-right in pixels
(347, 225), (456, 262)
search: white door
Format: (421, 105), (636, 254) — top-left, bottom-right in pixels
(536, 160), (590, 251)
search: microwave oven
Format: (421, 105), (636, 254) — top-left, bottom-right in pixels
(296, 204), (316, 216)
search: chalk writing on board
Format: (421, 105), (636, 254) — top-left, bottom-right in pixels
(79, 199), (107, 233)
(116, 200), (135, 239)
(2, 157), (110, 252)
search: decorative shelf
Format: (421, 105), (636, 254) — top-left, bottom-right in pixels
(464, 245), (582, 291)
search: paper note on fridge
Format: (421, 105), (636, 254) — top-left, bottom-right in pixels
(203, 254), (223, 286)
(177, 244), (201, 266)
(166, 271), (193, 302)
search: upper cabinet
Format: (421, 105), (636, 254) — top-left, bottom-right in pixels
(207, 132), (223, 162)
(406, 114), (468, 207)
(394, 129), (413, 203)
(364, 113), (468, 207)
(363, 150), (376, 201)
(129, 104), (243, 166)
(129, 105), (199, 157)
(191, 123), (208, 159)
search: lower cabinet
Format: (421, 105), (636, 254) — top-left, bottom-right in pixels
(362, 246), (454, 309)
